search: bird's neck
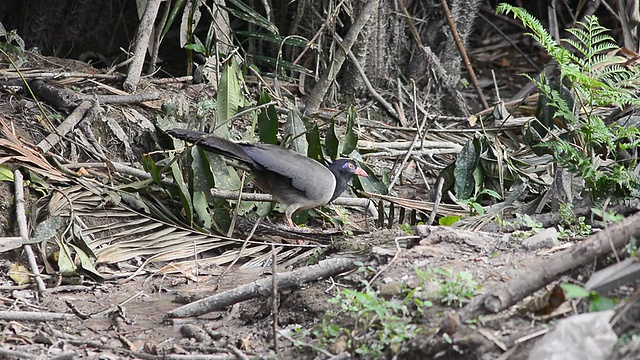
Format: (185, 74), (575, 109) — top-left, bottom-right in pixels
(329, 169), (350, 202)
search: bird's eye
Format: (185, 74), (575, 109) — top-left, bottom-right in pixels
(346, 163), (354, 170)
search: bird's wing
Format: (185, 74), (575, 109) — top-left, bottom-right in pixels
(243, 144), (336, 203)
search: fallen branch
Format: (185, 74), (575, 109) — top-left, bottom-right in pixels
(210, 189), (372, 209)
(37, 100), (93, 153)
(357, 140), (463, 151)
(28, 79), (80, 112)
(77, 92), (160, 104)
(0, 348), (37, 359)
(460, 211), (640, 320)
(166, 257), (359, 318)
(0, 70), (123, 81)
(0, 310), (73, 321)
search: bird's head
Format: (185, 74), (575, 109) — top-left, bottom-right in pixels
(329, 159), (368, 178)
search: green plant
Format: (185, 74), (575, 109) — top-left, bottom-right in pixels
(0, 22), (25, 57)
(452, 134), (504, 216)
(557, 202), (592, 238)
(561, 283), (615, 312)
(458, 188), (502, 216)
(415, 268), (480, 307)
(592, 207), (624, 224)
(353, 261), (377, 277)
(511, 213), (544, 239)
(317, 288), (422, 358)
(397, 223), (413, 234)
(497, 4), (640, 199)
(288, 325), (313, 349)
(625, 237), (638, 257)
(439, 215), (461, 226)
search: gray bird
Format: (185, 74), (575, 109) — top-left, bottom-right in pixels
(168, 128), (368, 227)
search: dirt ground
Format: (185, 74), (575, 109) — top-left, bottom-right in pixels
(0, 223), (550, 359)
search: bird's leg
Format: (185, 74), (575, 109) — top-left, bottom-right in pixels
(285, 208), (296, 227)
(285, 216), (295, 227)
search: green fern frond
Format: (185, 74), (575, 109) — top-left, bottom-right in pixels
(499, 3), (640, 198)
(562, 37), (588, 58)
(496, 4), (570, 63)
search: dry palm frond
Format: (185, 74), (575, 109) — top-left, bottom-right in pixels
(360, 191), (468, 217)
(0, 116), (67, 182)
(39, 178), (315, 268)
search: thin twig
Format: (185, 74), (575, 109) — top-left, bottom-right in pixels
(15, 170), (46, 294)
(228, 171), (247, 237)
(387, 108), (430, 192)
(0, 70), (124, 81)
(293, 0), (348, 65)
(216, 217), (262, 287)
(367, 237), (406, 286)
(336, 33), (399, 120)
(304, 0), (380, 113)
(226, 345), (250, 360)
(37, 101), (93, 153)
(477, 13), (540, 72)
(278, 329), (335, 357)
(439, 0), (488, 108)
(271, 243), (278, 353)
(428, 176), (445, 225)
(0, 310), (74, 321)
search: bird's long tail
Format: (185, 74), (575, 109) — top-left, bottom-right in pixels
(167, 129), (254, 165)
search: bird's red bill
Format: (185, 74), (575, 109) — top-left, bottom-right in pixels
(354, 168), (368, 177)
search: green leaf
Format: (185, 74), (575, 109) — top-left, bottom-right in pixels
(161, 0), (186, 39)
(470, 202), (485, 215)
(589, 294), (615, 312)
(70, 244), (103, 283)
(223, 0), (279, 35)
(353, 160), (387, 195)
(170, 153), (193, 225)
(478, 188), (502, 200)
(560, 283), (590, 299)
(141, 154), (162, 186)
(249, 55), (315, 76)
(207, 158), (237, 232)
(454, 137), (482, 200)
(235, 31), (309, 48)
(191, 146), (215, 192)
(200, 148), (237, 232)
(71, 223), (97, 259)
(8, 263), (30, 285)
(184, 43), (207, 54)
(342, 106), (359, 156)
(0, 165), (13, 181)
(306, 124), (323, 162)
(192, 191), (212, 229)
(439, 215), (461, 226)
(284, 110), (308, 155)
(325, 119), (339, 160)
(57, 240), (76, 276)
(257, 91), (278, 144)
(217, 59), (242, 135)
(29, 216), (62, 244)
